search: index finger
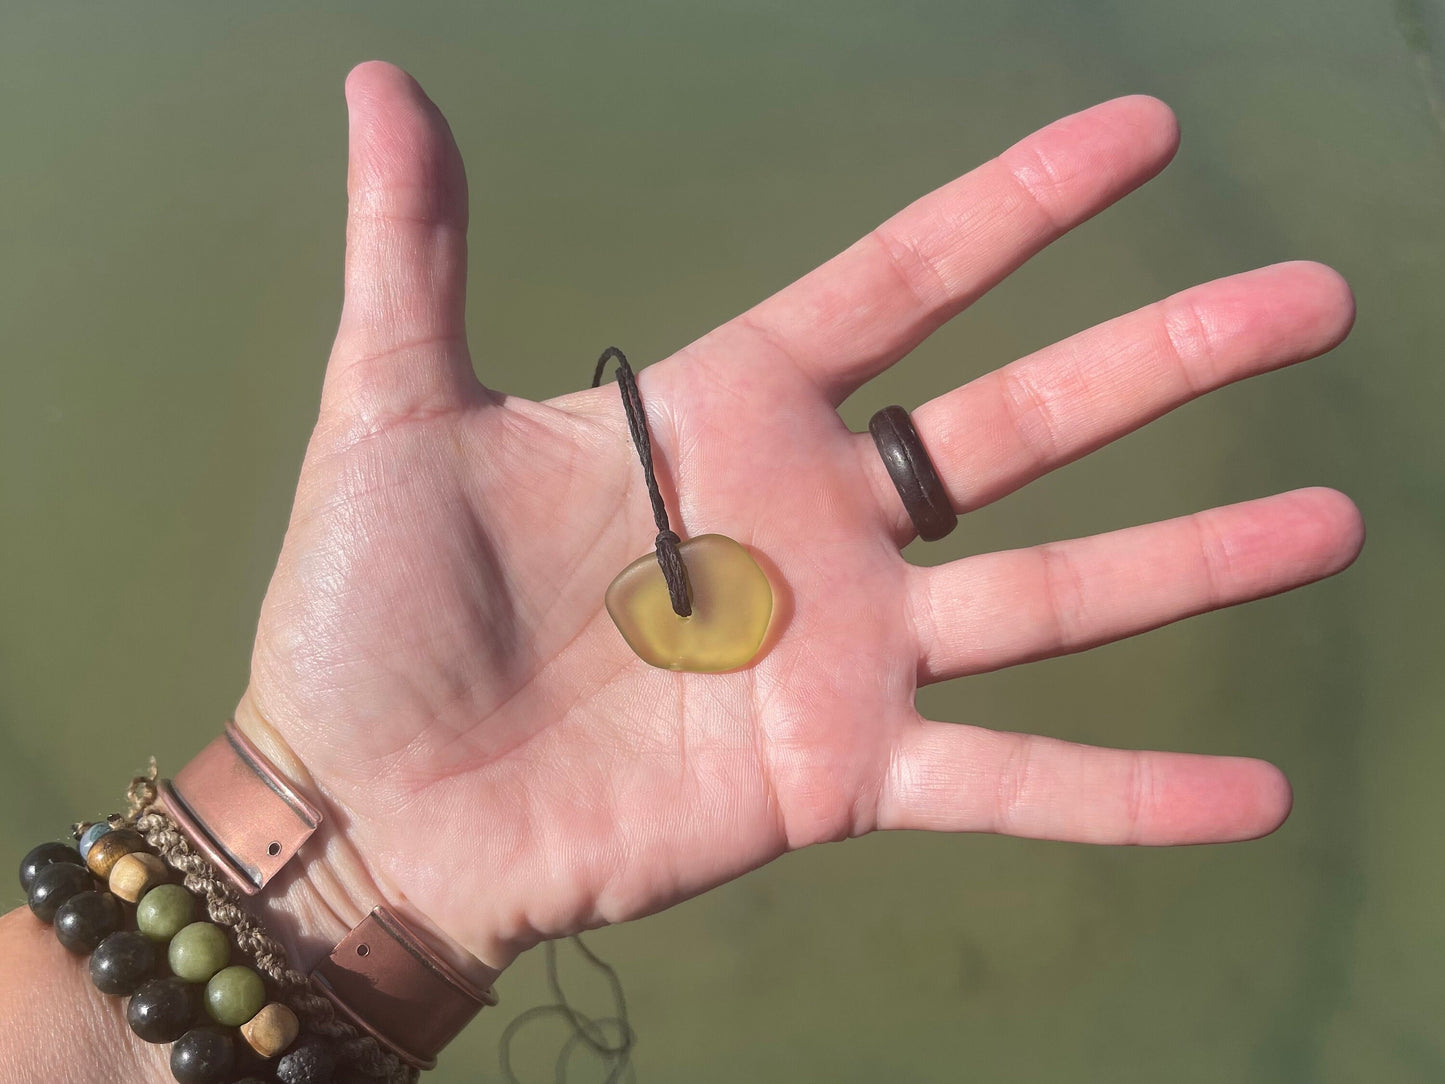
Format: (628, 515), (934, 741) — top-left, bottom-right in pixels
(733, 95), (1180, 405)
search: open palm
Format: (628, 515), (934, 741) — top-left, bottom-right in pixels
(237, 62), (1362, 975)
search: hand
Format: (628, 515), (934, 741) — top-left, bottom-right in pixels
(236, 61), (1362, 977)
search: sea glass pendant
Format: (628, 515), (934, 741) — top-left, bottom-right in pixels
(606, 534), (773, 672)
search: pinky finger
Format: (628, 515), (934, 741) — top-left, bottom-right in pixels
(878, 722), (1292, 844)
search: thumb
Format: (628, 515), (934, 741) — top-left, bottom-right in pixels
(323, 61), (480, 423)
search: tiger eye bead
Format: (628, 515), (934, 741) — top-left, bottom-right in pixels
(26, 861), (94, 923)
(136, 882), (195, 942)
(90, 930), (157, 995)
(169, 921), (231, 983)
(53, 891), (123, 954)
(85, 828), (146, 879)
(107, 851), (168, 903)
(205, 964), (266, 1027)
(127, 977), (201, 1043)
(77, 821), (113, 859)
(19, 841), (85, 894)
(240, 1001), (300, 1058)
(170, 1027), (236, 1084)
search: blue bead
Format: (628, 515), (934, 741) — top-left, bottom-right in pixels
(78, 822), (113, 860)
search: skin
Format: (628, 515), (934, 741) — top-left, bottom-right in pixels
(0, 61), (1362, 1081)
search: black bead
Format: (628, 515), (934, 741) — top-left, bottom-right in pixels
(275, 1036), (336, 1084)
(18, 841), (85, 893)
(53, 890), (123, 954)
(26, 860), (94, 923)
(233, 1036), (276, 1079)
(170, 1027), (237, 1084)
(233, 1048), (279, 1084)
(89, 930), (157, 995)
(126, 977), (201, 1043)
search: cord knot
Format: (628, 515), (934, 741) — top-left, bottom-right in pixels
(653, 530), (692, 617)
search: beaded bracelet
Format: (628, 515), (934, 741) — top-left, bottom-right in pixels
(18, 813), (383, 1084)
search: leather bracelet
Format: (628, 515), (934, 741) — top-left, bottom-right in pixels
(160, 721), (494, 1070)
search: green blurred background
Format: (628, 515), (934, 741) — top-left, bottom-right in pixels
(1, 1), (1441, 1080)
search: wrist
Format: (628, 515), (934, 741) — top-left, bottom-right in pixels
(230, 694), (507, 990)
(0, 908), (171, 1084)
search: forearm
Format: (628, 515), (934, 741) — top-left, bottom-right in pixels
(0, 693), (512, 1084)
(0, 824), (435, 1084)
(0, 907), (169, 1084)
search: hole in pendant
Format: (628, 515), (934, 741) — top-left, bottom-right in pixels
(267, 841), (282, 856)
(357, 944), (370, 957)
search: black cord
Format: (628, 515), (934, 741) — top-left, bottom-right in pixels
(497, 937), (637, 1084)
(592, 347), (692, 617)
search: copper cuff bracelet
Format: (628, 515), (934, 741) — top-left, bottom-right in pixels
(160, 721), (493, 1069)
(313, 906), (498, 1069)
(158, 721), (321, 895)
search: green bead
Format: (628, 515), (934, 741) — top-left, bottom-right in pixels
(168, 922), (231, 983)
(136, 884), (196, 943)
(205, 965), (266, 1027)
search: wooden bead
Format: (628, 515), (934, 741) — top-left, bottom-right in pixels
(107, 851), (168, 903)
(85, 828), (146, 880)
(240, 1001), (300, 1058)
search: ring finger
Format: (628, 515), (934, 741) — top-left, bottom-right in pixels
(910, 487), (1363, 683)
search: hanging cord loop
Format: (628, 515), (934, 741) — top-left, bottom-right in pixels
(593, 347), (693, 617)
(498, 936), (636, 1084)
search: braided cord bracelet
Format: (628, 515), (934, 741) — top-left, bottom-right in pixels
(16, 762), (417, 1084)
(127, 765), (415, 1083)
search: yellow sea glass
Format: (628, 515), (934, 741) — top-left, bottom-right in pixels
(605, 534), (773, 673)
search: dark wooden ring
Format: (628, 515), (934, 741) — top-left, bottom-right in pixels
(868, 405), (958, 542)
